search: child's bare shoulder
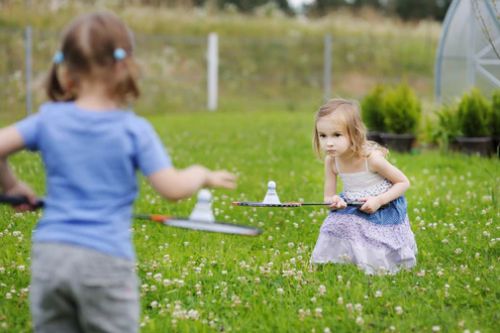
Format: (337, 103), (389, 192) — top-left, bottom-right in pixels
(367, 150), (387, 169)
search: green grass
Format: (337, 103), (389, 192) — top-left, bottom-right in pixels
(0, 110), (498, 332)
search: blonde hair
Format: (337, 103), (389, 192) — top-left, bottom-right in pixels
(312, 98), (388, 158)
(46, 11), (140, 105)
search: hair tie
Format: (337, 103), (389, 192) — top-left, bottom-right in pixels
(113, 48), (127, 61)
(53, 51), (64, 64)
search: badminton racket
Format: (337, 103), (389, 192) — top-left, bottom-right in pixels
(0, 195), (262, 236)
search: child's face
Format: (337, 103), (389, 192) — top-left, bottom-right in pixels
(316, 115), (351, 158)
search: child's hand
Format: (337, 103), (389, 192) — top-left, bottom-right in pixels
(327, 195), (347, 210)
(206, 170), (237, 190)
(4, 181), (38, 212)
(359, 196), (382, 214)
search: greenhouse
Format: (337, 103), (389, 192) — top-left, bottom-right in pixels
(435, 0), (500, 103)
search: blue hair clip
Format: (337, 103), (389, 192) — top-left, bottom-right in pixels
(113, 48), (127, 61)
(53, 51), (64, 64)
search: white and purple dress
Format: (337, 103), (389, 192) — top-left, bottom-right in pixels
(311, 159), (417, 275)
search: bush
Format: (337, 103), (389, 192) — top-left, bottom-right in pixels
(457, 89), (491, 137)
(432, 104), (460, 150)
(383, 83), (421, 134)
(361, 85), (386, 132)
(491, 90), (500, 137)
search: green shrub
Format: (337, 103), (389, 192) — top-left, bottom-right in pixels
(491, 90), (500, 137)
(383, 83), (421, 134)
(457, 88), (491, 137)
(432, 104), (460, 150)
(361, 85), (386, 132)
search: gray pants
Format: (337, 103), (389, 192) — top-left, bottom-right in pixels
(30, 243), (139, 333)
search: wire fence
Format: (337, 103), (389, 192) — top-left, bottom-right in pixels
(0, 26), (437, 122)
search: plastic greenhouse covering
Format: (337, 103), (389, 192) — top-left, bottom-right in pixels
(435, 0), (500, 103)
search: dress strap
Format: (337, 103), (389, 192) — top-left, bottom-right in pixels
(334, 158), (341, 174)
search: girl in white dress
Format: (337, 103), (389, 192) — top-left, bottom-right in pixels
(310, 99), (417, 275)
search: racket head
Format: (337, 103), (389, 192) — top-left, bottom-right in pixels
(162, 218), (262, 236)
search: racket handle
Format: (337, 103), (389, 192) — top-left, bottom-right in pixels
(0, 195), (44, 208)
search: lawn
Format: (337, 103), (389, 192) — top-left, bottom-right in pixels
(0, 110), (498, 332)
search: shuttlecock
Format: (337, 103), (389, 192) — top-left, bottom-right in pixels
(262, 180), (281, 204)
(189, 189), (215, 223)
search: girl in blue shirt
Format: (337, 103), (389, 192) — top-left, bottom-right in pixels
(0, 11), (236, 333)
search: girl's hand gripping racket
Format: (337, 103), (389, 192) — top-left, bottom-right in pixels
(0, 195), (262, 236)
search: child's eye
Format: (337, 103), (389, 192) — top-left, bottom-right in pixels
(334, 132), (342, 137)
(319, 133), (326, 138)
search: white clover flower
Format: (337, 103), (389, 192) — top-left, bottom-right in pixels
(454, 248), (463, 254)
(355, 316), (364, 325)
(187, 309), (199, 320)
(277, 288), (284, 295)
(314, 308), (323, 318)
(395, 306), (403, 315)
(5, 292), (12, 299)
(318, 284), (326, 296)
(150, 301), (158, 308)
(375, 290), (383, 297)
(324, 328), (331, 333)
(337, 296), (344, 305)
(432, 326), (441, 332)
(346, 303), (353, 312)
(310, 297), (317, 303)
(354, 303), (363, 312)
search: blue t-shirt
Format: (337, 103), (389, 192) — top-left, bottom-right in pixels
(16, 102), (172, 260)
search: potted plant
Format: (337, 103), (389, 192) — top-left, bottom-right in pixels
(491, 90), (500, 157)
(380, 83), (421, 152)
(361, 85), (386, 145)
(456, 88), (492, 156)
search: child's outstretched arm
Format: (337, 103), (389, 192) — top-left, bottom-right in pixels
(324, 156), (346, 209)
(147, 165), (237, 201)
(0, 126), (38, 205)
(360, 152), (410, 213)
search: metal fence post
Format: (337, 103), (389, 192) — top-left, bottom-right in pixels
(207, 32), (218, 111)
(323, 34), (332, 102)
(24, 26), (33, 116)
